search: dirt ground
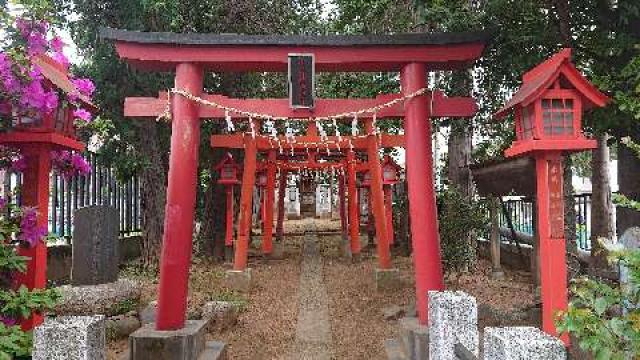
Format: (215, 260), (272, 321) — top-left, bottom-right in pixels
(108, 218), (536, 360)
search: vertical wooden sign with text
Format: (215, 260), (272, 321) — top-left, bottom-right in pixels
(548, 159), (564, 239)
(288, 54), (315, 109)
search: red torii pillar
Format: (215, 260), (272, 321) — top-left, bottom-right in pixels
(235, 137), (257, 270)
(365, 120), (391, 269)
(338, 173), (348, 242)
(262, 150), (277, 254)
(401, 63), (444, 325)
(156, 63), (203, 330)
(276, 169), (288, 242)
(346, 150), (361, 257)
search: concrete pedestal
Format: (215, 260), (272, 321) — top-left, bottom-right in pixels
(375, 268), (401, 291)
(398, 316), (429, 360)
(490, 270), (506, 280)
(225, 269), (252, 292)
(267, 242), (285, 260)
(128, 320), (226, 360)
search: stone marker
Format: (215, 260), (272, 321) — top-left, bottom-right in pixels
(483, 327), (566, 360)
(202, 301), (238, 333)
(32, 315), (106, 360)
(72, 205), (119, 285)
(428, 291), (478, 360)
(620, 227), (640, 313)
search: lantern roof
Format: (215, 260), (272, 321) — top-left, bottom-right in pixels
(495, 48), (609, 118)
(382, 155), (402, 171)
(213, 152), (240, 170)
(33, 55), (97, 112)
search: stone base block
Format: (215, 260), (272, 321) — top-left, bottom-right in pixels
(200, 341), (227, 360)
(483, 327), (565, 360)
(490, 270), (506, 280)
(55, 279), (142, 316)
(129, 320), (207, 360)
(267, 242), (285, 259)
(399, 317), (429, 360)
(375, 268), (401, 291)
(33, 315), (106, 360)
(428, 291), (479, 359)
(225, 269), (252, 292)
(202, 301), (238, 333)
(383, 339), (407, 360)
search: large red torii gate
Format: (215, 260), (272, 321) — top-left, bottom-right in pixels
(102, 27), (491, 330)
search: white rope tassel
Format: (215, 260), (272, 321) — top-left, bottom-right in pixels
(351, 114), (359, 136)
(249, 117), (256, 139)
(225, 110), (235, 132)
(372, 112), (378, 135)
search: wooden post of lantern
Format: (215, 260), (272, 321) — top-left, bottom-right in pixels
(495, 48), (609, 344)
(0, 55), (91, 330)
(214, 153), (241, 248)
(382, 155), (401, 245)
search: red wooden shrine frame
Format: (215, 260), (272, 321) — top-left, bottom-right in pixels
(103, 28), (490, 330)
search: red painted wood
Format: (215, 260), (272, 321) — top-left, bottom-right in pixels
(384, 186), (394, 245)
(156, 63), (203, 331)
(535, 153), (569, 345)
(235, 137), (257, 270)
(225, 187), (234, 247)
(431, 90), (478, 118)
(366, 120), (391, 269)
(402, 63), (444, 325)
(17, 145), (51, 330)
(346, 151), (361, 255)
(339, 174), (348, 240)
(0, 131), (84, 151)
(276, 170), (287, 242)
(262, 150), (277, 254)
(126, 94), (403, 119)
(115, 42), (486, 72)
(210, 134), (405, 150)
(505, 139), (597, 158)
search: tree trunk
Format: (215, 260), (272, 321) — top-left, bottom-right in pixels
(138, 120), (167, 267)
(617, 130), (640, 236)
(590, 134), (614, 267)
(447, 121), (473, 199)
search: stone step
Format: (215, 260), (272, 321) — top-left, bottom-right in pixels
(384, 339), (408, 360)
(198, 341), (227, 360)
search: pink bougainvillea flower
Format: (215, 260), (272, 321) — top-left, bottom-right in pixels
(71, 153), (92, 175)
(73, 108), (92, 122)
(71, 78), (95, 98)
(17, 207), (47, 248)
(0, 315), (17, 327)
(50, 36), (65, 53)
(10, 156), (27, 172)
(26, 32), (48, 56)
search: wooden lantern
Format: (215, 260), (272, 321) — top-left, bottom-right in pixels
(214, 153), (241, 185)
(381, 155), (401, 185)
(10, 55), (95, 140)
(496, 49), (608, 158)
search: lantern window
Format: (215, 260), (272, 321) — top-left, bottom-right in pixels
(521, 104), (535, 140)
(542, 99), (574, 137)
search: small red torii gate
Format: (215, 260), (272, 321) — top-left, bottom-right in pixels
(102, 27), (490, 330)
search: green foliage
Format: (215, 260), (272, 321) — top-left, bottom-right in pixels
(0, 323), (32, 360)
(557, 247), (640, 360)
(437, 188), (487, 274)
(0, 286), (60, 320)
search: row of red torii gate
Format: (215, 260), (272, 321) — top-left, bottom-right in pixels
(98, 28), (607, 347)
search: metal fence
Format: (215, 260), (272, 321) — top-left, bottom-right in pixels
(497, 193), (592, 251)
(4, 152), (142, 241)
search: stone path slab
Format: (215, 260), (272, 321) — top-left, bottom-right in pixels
(284, 231), (333, 360)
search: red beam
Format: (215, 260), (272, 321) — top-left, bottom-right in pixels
(125, 94), (403, 119)
(431, 90), (478, 118)
(210, 134), (405, 150)
(114, 42), (486, 72)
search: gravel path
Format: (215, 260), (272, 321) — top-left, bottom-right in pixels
(283, 230), (333, 360)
